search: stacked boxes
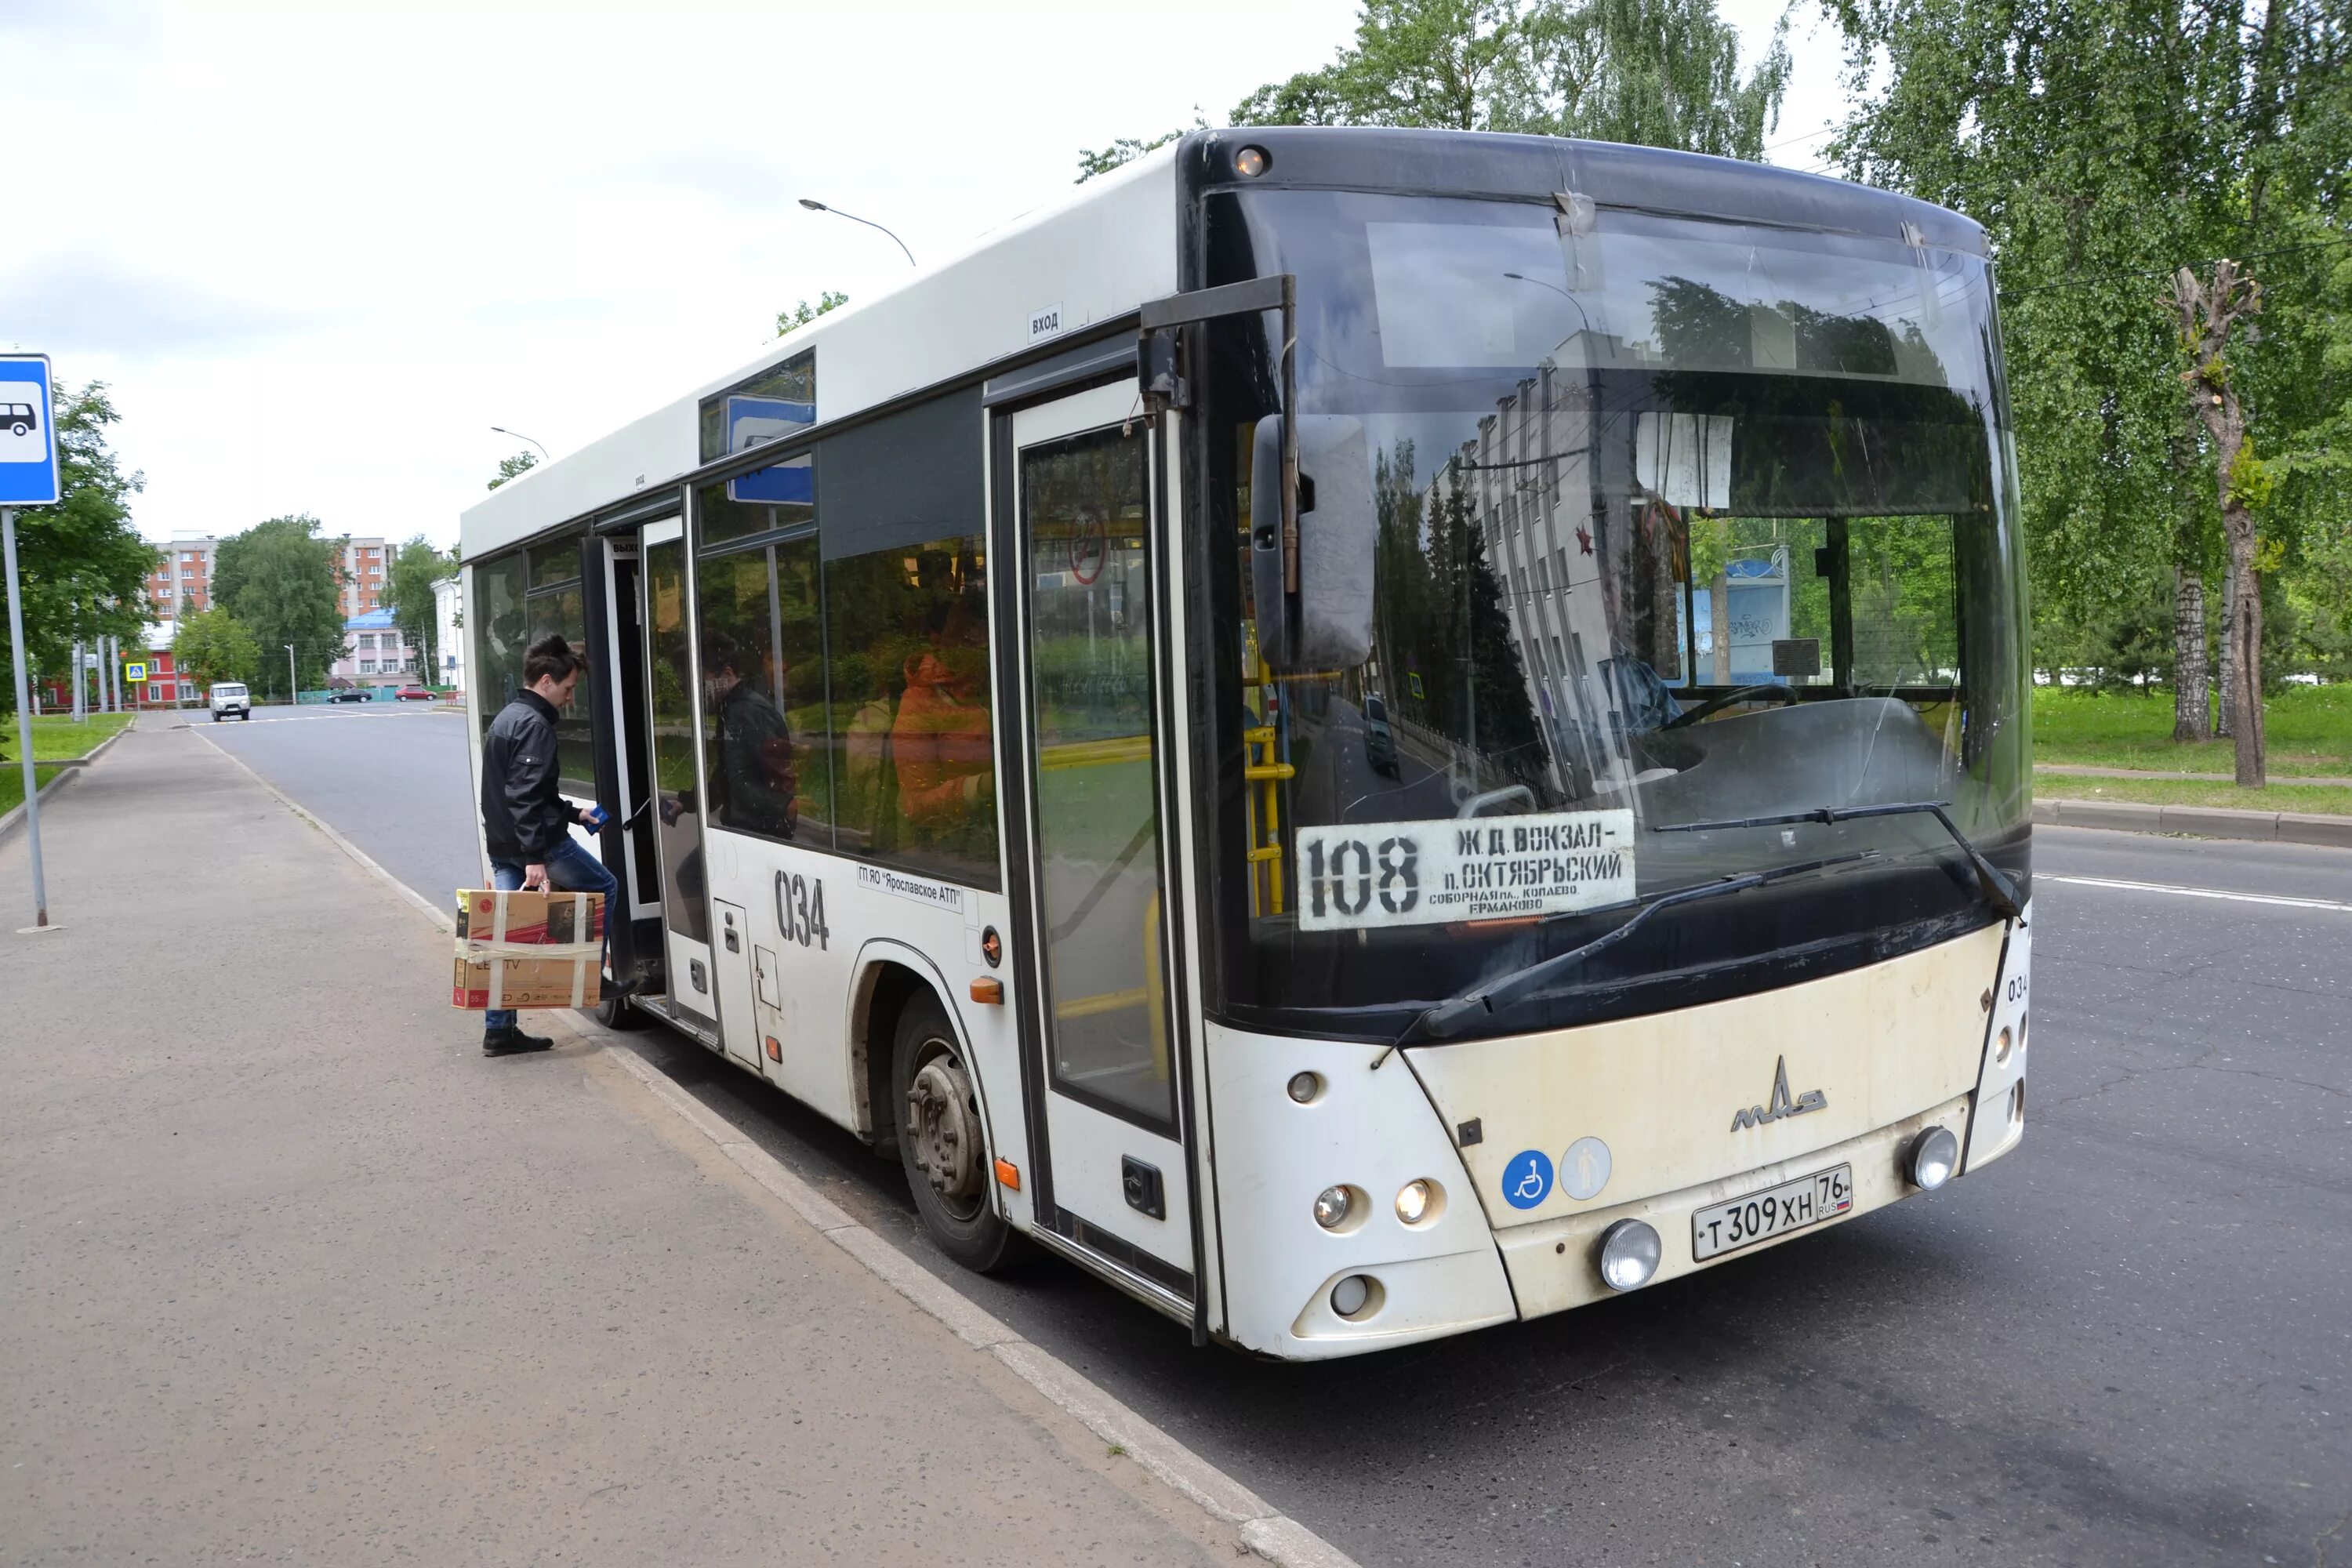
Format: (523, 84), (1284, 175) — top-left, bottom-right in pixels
(451, 888), (605, 1009)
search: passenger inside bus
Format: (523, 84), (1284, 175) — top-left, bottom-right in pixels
(699, 630), (798, 840)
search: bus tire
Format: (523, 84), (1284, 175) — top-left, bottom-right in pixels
(892, 993), (1018, 1273)
(595, 990), (647, 1030)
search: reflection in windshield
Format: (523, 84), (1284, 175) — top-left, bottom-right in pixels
(1199, 185), (2031, 1040)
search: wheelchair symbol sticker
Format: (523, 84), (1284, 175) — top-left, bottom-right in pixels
(1502, 1149), (1553, 1210)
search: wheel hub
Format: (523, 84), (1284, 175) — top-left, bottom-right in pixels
(906, 1050), (982, 1210)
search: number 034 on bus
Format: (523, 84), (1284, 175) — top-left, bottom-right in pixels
(460, 128), (2032, 1359)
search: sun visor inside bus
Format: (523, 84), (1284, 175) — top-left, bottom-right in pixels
(1646, 379), (1996, 518)
(815, 386), (985, 560)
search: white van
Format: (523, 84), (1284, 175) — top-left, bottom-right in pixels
(209, 682), (251, 721)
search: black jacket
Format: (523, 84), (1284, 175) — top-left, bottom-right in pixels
(480, 690), (573, 861)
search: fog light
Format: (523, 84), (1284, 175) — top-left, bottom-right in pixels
(1395, 1179), (1432, 1225)
(1287, 1072), (1320, 1103)
(1330, 1273), (1372, 1317)
(1994, 1025), (2013, 1065)
(1313, 1185), (1352, 1229)
(1908, 1124), (1959, 1189)
(2010, 1079), (2027, 1123)
(1595, 1218), (1661, 1291)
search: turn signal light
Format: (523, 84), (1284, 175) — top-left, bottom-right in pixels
(764, 1036), (782, 1062)
(970, 977), (1004, 1004)
(994, 1158), (1021, 1191)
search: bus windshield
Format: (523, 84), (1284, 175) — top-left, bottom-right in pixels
(1198, 186), (2030, 1042)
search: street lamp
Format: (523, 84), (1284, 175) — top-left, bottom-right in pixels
(285, 643), (297, 706)
(490, 426), (550, 461)
(797, 198), (916, 267)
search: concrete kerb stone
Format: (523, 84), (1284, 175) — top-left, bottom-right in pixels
(0, 722), (132, 845)
(203, 739), (1361, 1568)
(2039, 793), (2349, 849)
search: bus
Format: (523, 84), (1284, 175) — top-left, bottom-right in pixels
(458, 127), (2032, 1359)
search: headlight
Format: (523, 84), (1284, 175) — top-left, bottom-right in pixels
(1596, 1218), (1661, 1291)
(1907, 1125), (1959, 1189)
(1395, 1179), (1432, 1225)
(1313, 1185), (1352, 1229)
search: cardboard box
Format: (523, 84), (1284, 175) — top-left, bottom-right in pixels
(450, 888), (604, 1010)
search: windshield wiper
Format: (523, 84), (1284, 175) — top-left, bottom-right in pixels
(1398, 850), (1878, 1046)
(1651, 800), (2024, 924)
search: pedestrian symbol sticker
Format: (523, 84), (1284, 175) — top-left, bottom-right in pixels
(1502, 1149), (1552, 1210)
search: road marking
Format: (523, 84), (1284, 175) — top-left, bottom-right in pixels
(2041, 873), (2352, 913)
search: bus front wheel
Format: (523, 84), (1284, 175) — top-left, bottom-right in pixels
(893, 994), (1020, 1273)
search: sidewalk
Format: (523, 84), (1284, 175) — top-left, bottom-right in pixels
(0, 727), (1246, 1566)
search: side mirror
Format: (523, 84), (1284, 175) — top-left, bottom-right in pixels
(1250, 415), (1374, 671)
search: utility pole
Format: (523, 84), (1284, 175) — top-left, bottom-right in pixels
(285, 643), (297, 706)
(4, 508), (53, 929)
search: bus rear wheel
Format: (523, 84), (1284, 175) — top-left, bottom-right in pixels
(892, 994), (1018, 1273)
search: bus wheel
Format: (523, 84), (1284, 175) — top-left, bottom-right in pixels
(894, 995), (1017, 1272)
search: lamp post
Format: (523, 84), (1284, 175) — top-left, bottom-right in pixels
(797, 198), (916, 267)
(285, 643), (297, 706)
(490, 426), (550, 462)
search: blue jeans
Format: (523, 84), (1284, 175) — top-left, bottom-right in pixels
(483, 837), (618, 1033)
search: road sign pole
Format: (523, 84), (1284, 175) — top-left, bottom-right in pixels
(4, 509), (53, 929)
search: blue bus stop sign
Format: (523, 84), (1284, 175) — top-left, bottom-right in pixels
(0, 354), (60, 506)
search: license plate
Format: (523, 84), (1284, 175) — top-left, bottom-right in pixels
(1692, 1164), (1853, 1261)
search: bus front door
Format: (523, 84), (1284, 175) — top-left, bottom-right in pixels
(639, 518), (718, 1028)
(1000, 382), (1195, 1307)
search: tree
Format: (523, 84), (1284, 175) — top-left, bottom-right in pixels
(0, 381), (155, 720)
(1077, 0), (1788, 180)
(776, 291), (849, 336)
(487, 452), (538, 491)
(381, 535), (456, 679)
(212, 515), (349, 701)
(172, 605), (261, 692)
(1826, 0), (2347, 782)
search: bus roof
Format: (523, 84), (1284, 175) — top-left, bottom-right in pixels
(459, 128), (1984, 564)
(458, 147), (1181, 562)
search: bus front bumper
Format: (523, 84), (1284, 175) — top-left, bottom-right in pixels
(1494, 1091), (1987, 1319)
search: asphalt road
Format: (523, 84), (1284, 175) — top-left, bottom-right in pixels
(170, 705), (2352, 1566)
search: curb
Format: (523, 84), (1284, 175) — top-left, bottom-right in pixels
(0, 724), (132, 845)
(2036, 795), (2352, 848)
(194, 724), (1360, 1568)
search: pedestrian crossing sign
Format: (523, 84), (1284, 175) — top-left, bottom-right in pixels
(124, 662), (147, 683)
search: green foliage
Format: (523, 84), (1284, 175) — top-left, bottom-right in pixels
(1824, 0), (2349, 673)
(1076, 0), (1788, 182)
(2032, 681), (2351, 775)
(0, 381), (155, 720)
(172, 605), (261, 690)
(212, 515), (348, 699)
(776, 291), (849, 336)
(381, 535), (456, 674)
(487, 451), (538, 491)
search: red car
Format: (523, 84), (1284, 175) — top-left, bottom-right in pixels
(394, 685), (434, 702)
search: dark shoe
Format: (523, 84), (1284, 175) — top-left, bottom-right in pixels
(482, 1026), (555, 1058)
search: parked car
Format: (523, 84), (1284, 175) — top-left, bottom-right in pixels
(1363, 692), (1399, 776)
(209, 681), (251, 722)
(394, 685), (433, 701)
(327, 688), (372, 703)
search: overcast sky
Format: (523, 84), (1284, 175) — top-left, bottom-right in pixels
(3, 0), (1849, 553)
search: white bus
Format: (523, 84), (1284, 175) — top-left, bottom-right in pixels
(459, 128), (2033, 1359)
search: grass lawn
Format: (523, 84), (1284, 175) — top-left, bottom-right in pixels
(16, 711), (136, 762)
(2042, 774), (2352, 816)
(0, 763), (64, 817)
(2032, 684), (2351, 777)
